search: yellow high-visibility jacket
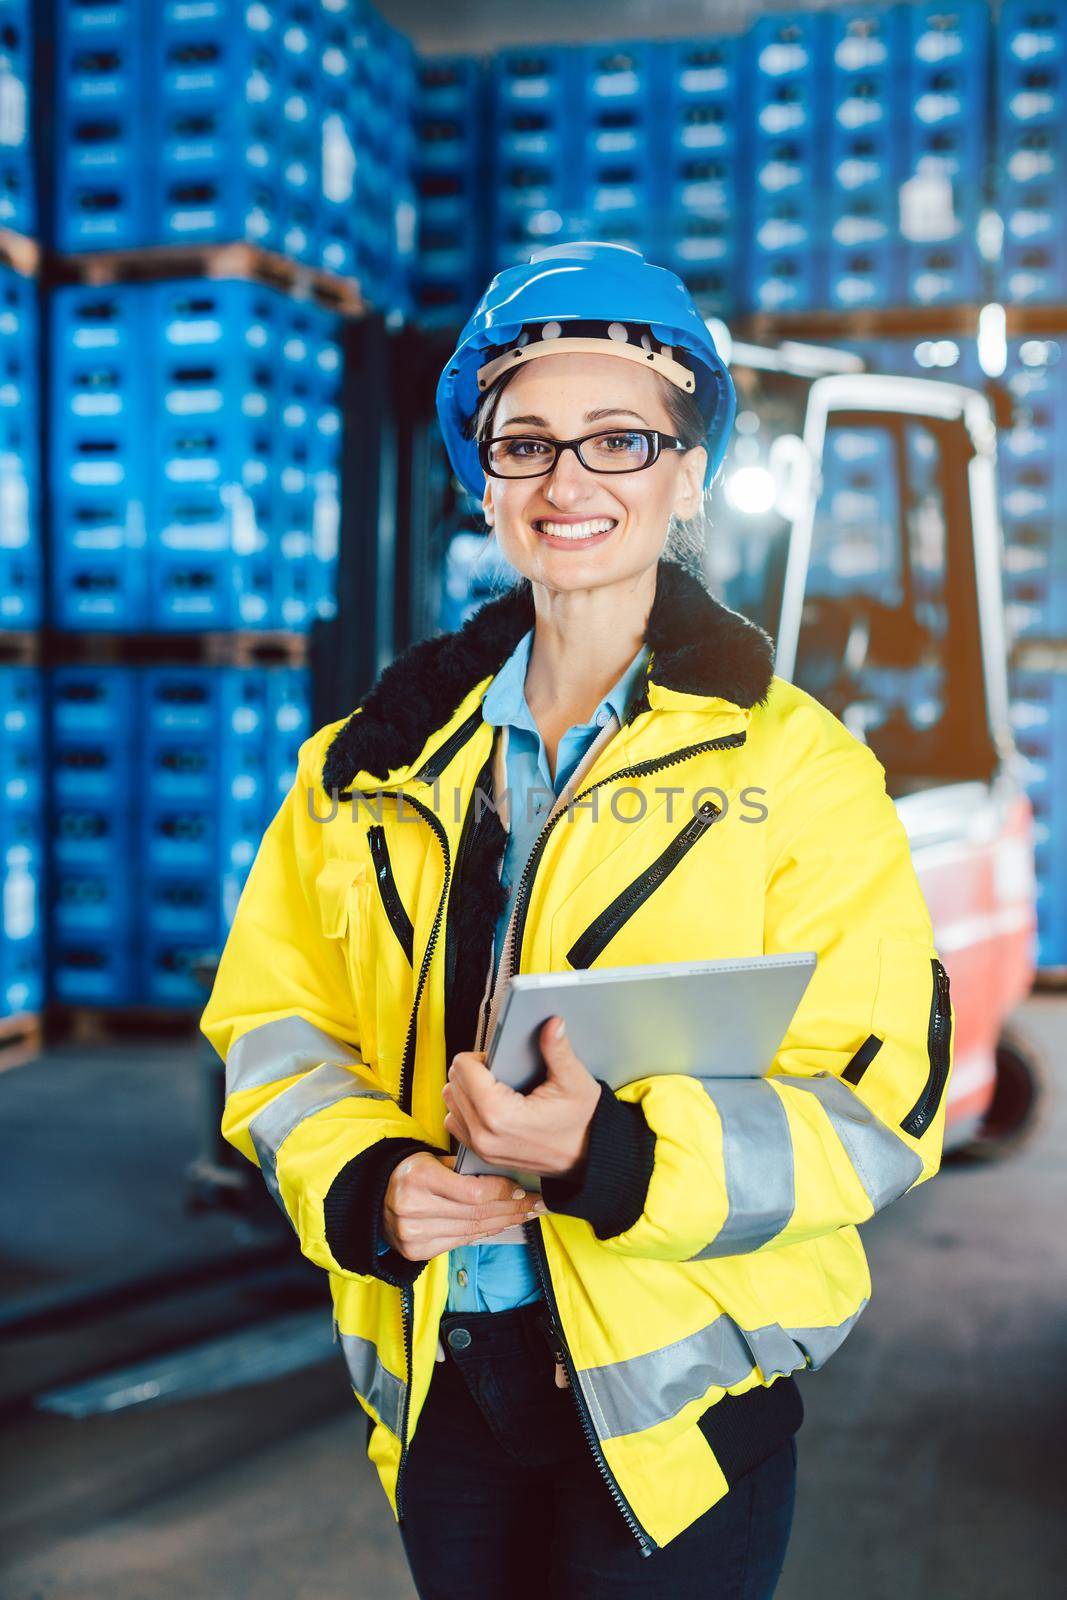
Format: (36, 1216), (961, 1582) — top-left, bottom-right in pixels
(200, 558), (953, 1556)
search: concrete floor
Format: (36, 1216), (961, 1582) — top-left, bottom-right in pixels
(1, 995), (1065, 1599)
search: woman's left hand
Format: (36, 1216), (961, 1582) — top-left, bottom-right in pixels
(442, 1017), (601, 1180)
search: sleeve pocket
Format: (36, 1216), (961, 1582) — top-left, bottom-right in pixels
(315, 856), (370, 940)
(861, 936), (946, 1133)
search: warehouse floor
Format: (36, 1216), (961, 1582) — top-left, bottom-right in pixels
(1, 995), (1065, 1600)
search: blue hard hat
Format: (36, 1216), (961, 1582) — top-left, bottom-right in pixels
(436, 240), (736, 498)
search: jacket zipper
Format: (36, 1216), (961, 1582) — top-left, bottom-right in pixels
(526, 1217), (656, 1557)
(396, 1282), (415, 1526)
(444, 757), (496, 1058)
(899, 958), (952, 1138)
(487, 731), (746, 1557)
(413, 706), (485, 783)
(493, 729), (747, 1014)
(566, 798), (722, 969)
(367, 824), (415, 965)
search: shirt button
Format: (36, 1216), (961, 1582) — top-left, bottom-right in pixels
(456, 1268), (469, 1287)
(447, 1326), (472, 1350)
(595, 708), (611, 727)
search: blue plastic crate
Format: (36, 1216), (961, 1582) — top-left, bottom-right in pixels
(52, 938), (136, 1005)
(0, 0), (34, 235)
(0, 939), (43, 1015)
(1004, 570), (1067, 637)
(144, 874), (220, 940)
(1002, 235), (1067, 303)
(265, 667), (310, 810)
(141, 936), (211, 1005)
(53, 802), (134, 872)
(50, 283), (151, 627)
(416, 55), (485, 121)
(52, 0), (150, 249)
(146, 0), (285, 249)
(52, 868), (135, 939)
(53, 736), (134, 806)
(57, 667), (131, 754)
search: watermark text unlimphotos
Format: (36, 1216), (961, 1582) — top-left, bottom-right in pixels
(308, 780), (769, 826)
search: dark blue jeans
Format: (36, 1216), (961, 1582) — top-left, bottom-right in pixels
(396, 1302), (798, 1599)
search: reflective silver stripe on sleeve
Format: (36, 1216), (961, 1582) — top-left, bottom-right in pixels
(338, 1332), (406, 1438)
(690, 1078), (795, 1258)
(578, 1299), (869, 1441)
(776, 1072), (924, 1211)
(225, 1015), (365, 1099)
(248, 1062), (392, 1211)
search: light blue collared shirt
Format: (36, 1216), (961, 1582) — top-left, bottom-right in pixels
(443, 626), (651, 1313)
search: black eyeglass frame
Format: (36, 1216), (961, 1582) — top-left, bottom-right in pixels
(478, 428), (689, 479)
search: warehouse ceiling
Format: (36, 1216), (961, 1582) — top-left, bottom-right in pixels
(379, 0), (844, 52)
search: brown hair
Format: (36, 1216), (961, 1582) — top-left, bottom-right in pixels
(465, 362), (711, 567)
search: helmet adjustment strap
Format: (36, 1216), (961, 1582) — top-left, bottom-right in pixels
(476, 332), (698, 395)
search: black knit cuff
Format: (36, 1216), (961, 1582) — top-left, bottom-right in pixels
(322, 1136), (442, 1286)
(697, 1374), (804, 1488)
(540, 1080), (656, 1240)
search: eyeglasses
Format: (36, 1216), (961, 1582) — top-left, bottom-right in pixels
(479, 428), (688, 479)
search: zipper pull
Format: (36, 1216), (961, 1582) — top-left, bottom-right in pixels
(553, 1358), (570, 1390)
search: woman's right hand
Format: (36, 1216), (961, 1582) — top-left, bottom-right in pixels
(381, 1152), (543, 1262)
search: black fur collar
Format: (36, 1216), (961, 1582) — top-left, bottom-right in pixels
(322, 556), (774, 791)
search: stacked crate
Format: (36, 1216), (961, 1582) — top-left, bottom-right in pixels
(51, 0), (415, 318)
(487, 38), (749, 315)
(1002, 332), (1067, 968)
(996, 0), (1067, 305)
(898, 0), (990, 308)
(0, 0), (41, 1049)
(1010, 666), (1067, 967)
(0, 668), (43, 1021)
(49, 278), (342, 632)
(655, 37), (747, 318)
(412, 56), (488, 326)
(49, 665), (310, 1006)
(0, 260), (38, 626)
(824, 4), (907, 311)
(0, 0), (34, 236)
(743, 12), (829, 314)
(489, 46), (589, 269)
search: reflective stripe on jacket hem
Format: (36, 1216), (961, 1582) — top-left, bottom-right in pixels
(578, 1299), (868, 1441)
(339, 1331), (406, 1437)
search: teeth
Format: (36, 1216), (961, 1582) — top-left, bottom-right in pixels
(536, 518), (616, 540)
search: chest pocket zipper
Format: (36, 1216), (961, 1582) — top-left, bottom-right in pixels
(367, 824), (415, 966)
(566, 798), (722, 969)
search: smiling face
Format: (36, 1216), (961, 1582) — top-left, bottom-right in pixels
(480, 351), (707, 594)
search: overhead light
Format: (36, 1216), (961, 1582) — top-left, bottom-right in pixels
(725, 464), (777, 516)
(977, 302), (1007, 378)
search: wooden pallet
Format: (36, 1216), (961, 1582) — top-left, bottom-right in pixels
(53, 241), (366, 316)
(44, 628), (309, 669)
(735, 302), (1067, 346)
(51, 1005), (203, 1047)
(734, 304), (985, 344)
(0, 228), (40, 279)
(0, 1012), (43, 1074)
(0, 631), (41, 665)
(202, 630), (310, 667)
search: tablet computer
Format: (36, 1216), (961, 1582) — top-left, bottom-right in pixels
(453, 951), (817, 1185)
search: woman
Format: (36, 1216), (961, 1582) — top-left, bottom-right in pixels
(201, 241), (953, 1599)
